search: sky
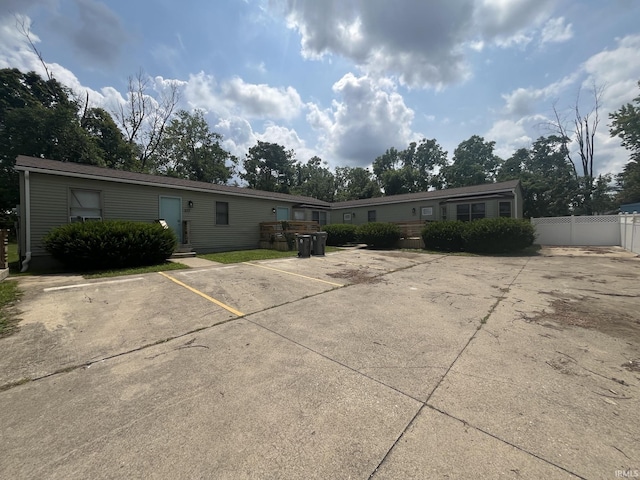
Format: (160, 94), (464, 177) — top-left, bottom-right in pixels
(1, 0), (640, 180)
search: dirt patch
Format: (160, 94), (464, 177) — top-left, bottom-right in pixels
(622, 359), (640, 372)
(525, 293), (640, 344)
(327, 269), (384, 284)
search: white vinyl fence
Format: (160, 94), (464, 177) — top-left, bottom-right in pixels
(531, 214), (640, 254)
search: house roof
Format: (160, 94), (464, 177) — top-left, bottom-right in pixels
(330, 179), (521, 208)
(14, 156), (332, 207)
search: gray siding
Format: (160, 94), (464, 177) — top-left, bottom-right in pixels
(25, 172), (303, 258)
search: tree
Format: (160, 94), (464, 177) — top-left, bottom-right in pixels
(441, 135), (501, 188)
(334, 167), (381, 201)
(81, 107), (137, 171)
(0, 68), (104, 214)
(152, 110), (236, 183)
(292, 156), (336, 202)
(550, 84), (605, 214)
(610, 80), (640, 204)
(372, 139), (447, 195)
(497, 136), (579, 217)
(241, 141), (295, 193)
(111, 70), (180, 172)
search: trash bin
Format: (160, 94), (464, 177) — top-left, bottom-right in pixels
(297, 234), (312, 258)
(311, 231), (328, 256)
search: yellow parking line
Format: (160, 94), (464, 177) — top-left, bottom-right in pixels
(158, 272), (244, 317)
(244, 262), (344, 287)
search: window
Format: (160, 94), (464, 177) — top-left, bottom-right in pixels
(421, 207), (433, 217)
(216, 201), (229, 225)
(456, 204), (470, 221)
(312, 211), (327, 226)
(471, 203), (486, 220)
(276, 207), (289, 221)
(441, 206), (447, 221)
(293, 210), (305, 221)
(499, 201), (512, 217)
(343, 213), (352, 222)
(368, 210), (376, 222)
(69, 189), (102, 222)
(456, 203), (486, 221)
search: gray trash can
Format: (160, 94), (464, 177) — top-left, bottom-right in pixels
(297, 234), (312, 258)
(311, 231), (328, 256)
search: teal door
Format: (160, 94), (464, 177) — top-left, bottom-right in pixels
(276, 207), (289, 221)
(159, 196), (182, 243)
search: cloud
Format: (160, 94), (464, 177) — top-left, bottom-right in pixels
(49, 0), (129, 67)
(485, 119), (532, 159)
(221, 77), (303, 119)
(0, 0), (54, 16)
(501, 73), (580, 116)
(475, 0), (555, 46)
(540, 17), (573, 45)
(307, 73), (418, 167)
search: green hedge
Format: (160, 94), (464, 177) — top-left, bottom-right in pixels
(356, 222), (401, 249)
(323, 223), (358, 246)
(43, 220), (178, 270)
(422, 218), (535, 253)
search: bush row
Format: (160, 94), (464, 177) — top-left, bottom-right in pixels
(43, 220), (177, 270)
(324, 222), (401, 248)
(421, 218), (535, 253)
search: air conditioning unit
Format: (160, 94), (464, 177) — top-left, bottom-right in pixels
(69, 216), (102, 223)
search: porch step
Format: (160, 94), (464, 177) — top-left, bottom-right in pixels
(171, 251), (197, 258)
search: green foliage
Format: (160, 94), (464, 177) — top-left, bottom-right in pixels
(441, 135), (501, 188)
(334, 167), (381, 201)
(291, 156), (336, 201)
(421, 219), (535, 253)
(462, 218), (535, 253)
(152, 109), (236, 183)
(373, 138), (447, 195)
(241, 141), (295, 193)
(610, 81), (640, 204)
(421, 221), (466, 252)
(0, 280), (21, 338)
(43, 220), (177, 270)
(323, 224), (358, 246)
(356, 222), (401, 249)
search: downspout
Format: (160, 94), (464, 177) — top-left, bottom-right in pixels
(513, 187), (519, 219)
(20, 170), (32, 272)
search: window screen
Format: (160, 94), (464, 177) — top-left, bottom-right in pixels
(70, 189), (101, 220)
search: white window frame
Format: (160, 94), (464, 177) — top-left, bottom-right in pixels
(69, 188), (102, 222)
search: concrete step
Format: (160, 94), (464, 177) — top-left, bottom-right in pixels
(171, 251), (197, 258)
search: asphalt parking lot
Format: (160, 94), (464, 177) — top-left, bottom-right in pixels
(1, 247), (639, 479)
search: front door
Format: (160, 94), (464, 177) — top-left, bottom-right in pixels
(276, 207), (289, 221)
(159, 196), (182, 243)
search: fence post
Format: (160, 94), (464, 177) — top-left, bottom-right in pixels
(0, 229), (7, 270)
(570, 215), (575, 245)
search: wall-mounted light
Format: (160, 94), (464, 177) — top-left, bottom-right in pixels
(352, 212), (356, 218)
(188, 200), (194, 208)
(272, 207), (276, 214)
(412, 207), (416, 214)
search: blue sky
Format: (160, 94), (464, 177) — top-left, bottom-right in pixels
(2, 0), (640, 179)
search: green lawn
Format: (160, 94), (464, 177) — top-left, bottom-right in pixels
(198, 247), (343, 264)
(0, 280), (21, 338)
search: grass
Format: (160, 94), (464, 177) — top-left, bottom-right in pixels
(0, 280), (21, 338)
(198, 247), (343, 264)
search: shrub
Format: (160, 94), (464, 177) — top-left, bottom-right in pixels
(421, 218), (535, 253)
(43, 220), (177, 270)
(463, 217), (535, 253)
(323, 223), (358, 246)
(421, 221), (466, 252)
(356, 222), (401, 249)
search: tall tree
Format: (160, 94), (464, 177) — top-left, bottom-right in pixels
(292, 156), (336, 202)
(373, 139), (447, 195)
(334, 167), (381, 201)
(81, 107), (137, 171)
(610, 80), (640, 204)
(0, 68), (103, 213)
(441, 135), (501, 188)
(111, 70), (180, 172)
(152, 109), (236, 183)
(550, 84), (604, 214)
(241, 141), (296, 193)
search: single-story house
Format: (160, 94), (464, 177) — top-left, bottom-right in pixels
(330, 180), (523, 224)
(14, 156), (331, 270)
(15, 156), (523, 270)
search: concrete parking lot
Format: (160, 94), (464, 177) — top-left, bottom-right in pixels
(1, 247), (639, 479)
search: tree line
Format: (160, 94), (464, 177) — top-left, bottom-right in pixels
(2, 68), (640, 226)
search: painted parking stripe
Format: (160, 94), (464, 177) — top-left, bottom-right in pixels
(158, 272), (244, 317)
(243, 262), (344, 287)
(43, 277), (145, 292)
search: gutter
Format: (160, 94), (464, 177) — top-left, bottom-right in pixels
(20, 170), (32, 272)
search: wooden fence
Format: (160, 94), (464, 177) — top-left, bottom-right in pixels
(259, 221), (320, 251)
(392, 220), (426, 249)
